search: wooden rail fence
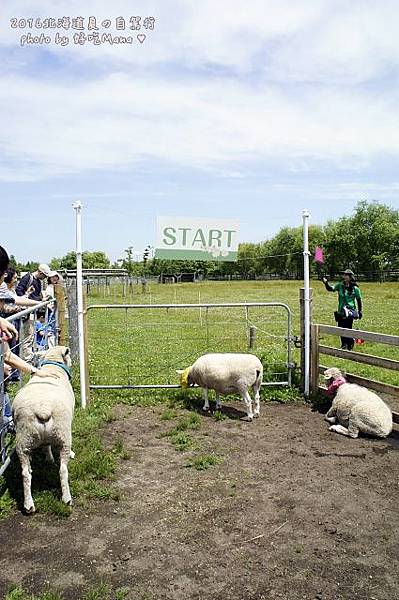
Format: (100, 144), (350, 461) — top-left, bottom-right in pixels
(310, 322), (399, 424)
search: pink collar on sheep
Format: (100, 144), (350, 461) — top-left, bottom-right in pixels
(327, 376), (347, 398)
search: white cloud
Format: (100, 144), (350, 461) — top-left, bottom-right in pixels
(2, 0), (399, 81)
(1, 1), (399, 181)
(1, 70), (399, 181)
(0, 0), (327, 69)
(265, 2), (399, 84)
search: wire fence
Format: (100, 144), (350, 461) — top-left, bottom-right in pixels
(86, 302), (295, 390)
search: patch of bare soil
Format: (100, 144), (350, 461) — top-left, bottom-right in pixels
(1, 400), (399, 600)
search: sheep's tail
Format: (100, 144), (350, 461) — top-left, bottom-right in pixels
(255, 368), (263, 388)
(34, 409), (53, 428)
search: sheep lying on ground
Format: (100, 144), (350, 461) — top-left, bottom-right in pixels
(177, 353), (263, 421)
(324, 367), (393, 439)
(12, 346), (75, 514)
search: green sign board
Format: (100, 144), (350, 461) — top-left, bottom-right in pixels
(155, 216), (239, 261)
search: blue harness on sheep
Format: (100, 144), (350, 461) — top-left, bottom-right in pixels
(40, 360), (72, 380)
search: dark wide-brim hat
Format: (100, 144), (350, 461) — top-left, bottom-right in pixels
(342, 269), (355, 278)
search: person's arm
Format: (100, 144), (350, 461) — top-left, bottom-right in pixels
(0, 317), (18, 340)
(0, 300), (20, 315)
(4, 347), (37, 374)
(4, 347), (58, 378)
(14, 296), (40, 307)
(322, 276), (334, 292)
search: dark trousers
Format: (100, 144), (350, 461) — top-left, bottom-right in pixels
(335, 313), (354, 349)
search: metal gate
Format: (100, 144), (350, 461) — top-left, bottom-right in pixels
(86, 302), (294, 391)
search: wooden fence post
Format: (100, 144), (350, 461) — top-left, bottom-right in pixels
(299, 287), (313, 392)
(54, 283), (67, 346)
(249, 325), (256, 349)
(310, 324), (320, 397)
(66, 280), (79, 365)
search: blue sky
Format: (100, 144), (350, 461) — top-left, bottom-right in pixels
(1, 0), (399, 263)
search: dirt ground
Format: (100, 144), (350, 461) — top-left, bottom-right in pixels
(1, 399), (399, 600)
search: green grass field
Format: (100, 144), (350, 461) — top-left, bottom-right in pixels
(86, 279), (399, 394)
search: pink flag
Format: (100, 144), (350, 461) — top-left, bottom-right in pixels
(315, 246), (324, 264)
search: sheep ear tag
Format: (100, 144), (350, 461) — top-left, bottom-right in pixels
(180, 368), (190, 389)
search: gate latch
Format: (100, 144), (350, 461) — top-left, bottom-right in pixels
(293, 335), (302, 348)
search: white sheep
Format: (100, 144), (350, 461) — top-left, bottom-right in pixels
(177, 353), (263, 421)
(12, 346), (75, 514)
(324, 367), (393, 439)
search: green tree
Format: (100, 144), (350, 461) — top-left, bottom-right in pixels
(351, 200), (399, 274)
(236, 242), (263, 278)
(323, 201), (399, 277)
(118, 246), (135, 275)
(50, 251), (111, 271)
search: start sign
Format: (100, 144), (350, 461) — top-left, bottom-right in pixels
(155, 216), (239, 261)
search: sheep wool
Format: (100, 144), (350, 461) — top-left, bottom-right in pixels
(178, 353), (263, 421)
(324, 367), (393, 439)
(12, 346), (75, 514)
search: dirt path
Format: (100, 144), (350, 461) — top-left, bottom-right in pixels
(1, 401), (399, 600)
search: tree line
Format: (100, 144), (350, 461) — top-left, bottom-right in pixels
(10, 201), (399, 280)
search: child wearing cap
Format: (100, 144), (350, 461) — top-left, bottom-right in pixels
(322, 269), (363, 350)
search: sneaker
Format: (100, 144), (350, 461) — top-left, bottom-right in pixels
(340, 344), (348, 350)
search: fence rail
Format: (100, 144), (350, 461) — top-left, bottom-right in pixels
(319, 345), (399, 372)
(310, 322), (399, 424)
(318, 324), (399, 347)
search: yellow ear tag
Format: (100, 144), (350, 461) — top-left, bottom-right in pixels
(180, 367), (191, 389)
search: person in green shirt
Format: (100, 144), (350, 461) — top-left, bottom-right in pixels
(322, 269), (363, 350)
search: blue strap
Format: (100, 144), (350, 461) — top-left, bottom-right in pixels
(40, 360), (72, 380)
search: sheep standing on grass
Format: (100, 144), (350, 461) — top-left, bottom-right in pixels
(12, 346), (75, 514)
(177, 353), (263, 421)
(324, 367), (393, 439)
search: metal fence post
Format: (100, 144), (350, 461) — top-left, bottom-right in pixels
(73, 200), (87, 409)
(300, 287), (313, 393)
(302, 209), (311, 397)
(310, 323), (320, 397)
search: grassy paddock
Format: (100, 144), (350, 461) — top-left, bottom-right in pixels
(87, 279), (399, 393)
(87, 282), (294, 393)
